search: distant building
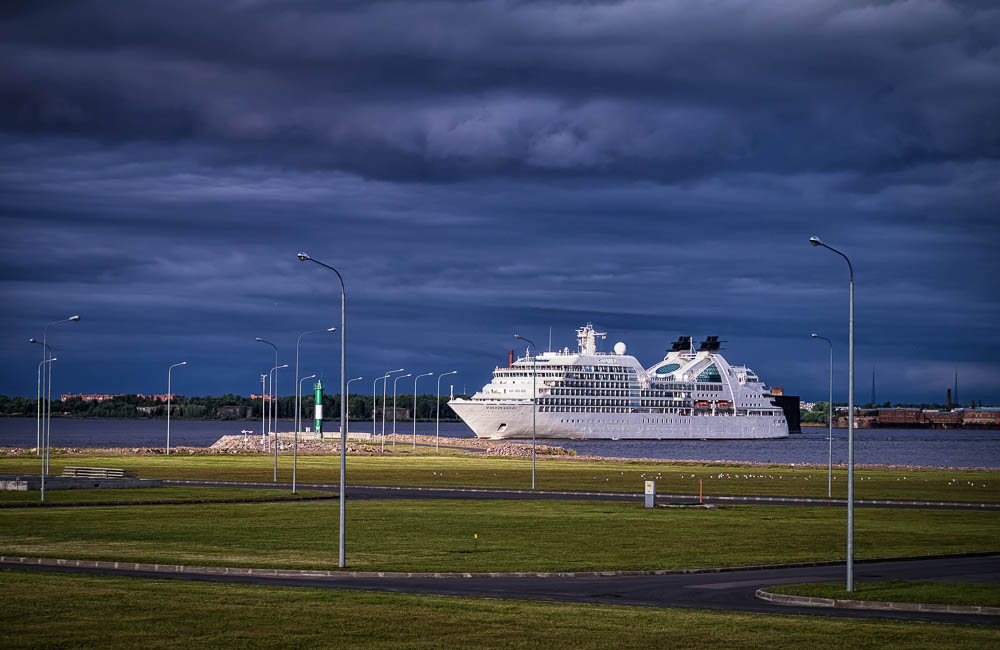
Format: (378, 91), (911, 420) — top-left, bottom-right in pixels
(61, 393), (127, 402)
(215, 405), (248, 418)
(250, 394), (274, 401)
(374, 407), (411, 421)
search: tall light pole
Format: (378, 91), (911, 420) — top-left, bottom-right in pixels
(346, 376), (363, 438)
(40, 315), (79, 472)
(810, 235), (855, 592)
(382, 368), (405, 452)
(38, 357), (56, 502)
(391, 373), (412, 448)
(373, 370), (401, 440)
(514, 335), (538, 489)
(28, 338), (50, 455)
(166, 361), (188, 455)
(260, 374), (267, 448)
(436, 371), (457, 452)
(268, 363), (288, 481)
(295, 374), (316, 494)
(297, 252), (348, 568)
(295, 328), (336, 437)
(812, 333), (834, 499)
(413, 372), (433, 450)
(256, 338), (279, 481)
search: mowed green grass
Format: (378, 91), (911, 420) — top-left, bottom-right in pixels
(1, 453), (996, 502)
(0, 486), (331, 505)
(770, 580), (1000, 608)
(3, 570), (999, 650)
(0, 499), (996, 572)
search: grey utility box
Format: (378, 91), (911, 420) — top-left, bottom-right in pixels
(644, 480), (656, 508)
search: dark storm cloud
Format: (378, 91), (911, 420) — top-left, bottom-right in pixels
(1, 1), (998, 404)
(2, 1), (998, 181)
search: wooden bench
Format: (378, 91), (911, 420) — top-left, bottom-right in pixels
(61, 466), (138, 479)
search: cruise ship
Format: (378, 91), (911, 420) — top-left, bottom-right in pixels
(449, 324), (788, 440)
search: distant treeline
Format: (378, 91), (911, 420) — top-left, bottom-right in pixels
(0, 393), (467, 421)
(800, 401), (969, 424)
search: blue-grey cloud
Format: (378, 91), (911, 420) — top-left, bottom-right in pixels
(0, 1), (998, 404)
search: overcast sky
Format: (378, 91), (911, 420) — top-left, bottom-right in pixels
(2, 0), (998, 404)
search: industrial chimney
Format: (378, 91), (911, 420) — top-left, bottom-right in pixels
(946, 388), (952, 411)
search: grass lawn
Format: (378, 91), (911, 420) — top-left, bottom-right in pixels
(1, 453), (996, 502)
(0, 486), (332, 505)
(0, 499), (996, 572)
(2, 569), (999, 650)
(769, 580), (1000, 608)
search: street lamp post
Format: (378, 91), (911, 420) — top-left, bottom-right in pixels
(810, 235), (855, 592)
(413, 372), (433, 450)
(373, 371), (399, 440)
(514, 335), (538, 490)
(435, 371), (457, 452)
(40, 315), (79, 472)
(382, 369), (405, 453)
(391, 373), (412, 447)
(346, 376), (363, 439)
(28, 338), (50, 455)
(295, 328), (336, 437)
(811, 333), (834, 499)
(256, 338), (279, 481)
(38, 357), (56, 502)
(297, 253), (348, 568)
(260, 374), (267, 448)
(268, 363), (288, 478)
(295, 374), (317, 494)
(166, 361), (188, 455)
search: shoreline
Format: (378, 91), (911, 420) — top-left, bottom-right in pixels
(0, 433), (996, 472)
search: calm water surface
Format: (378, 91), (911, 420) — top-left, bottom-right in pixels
(1, 418), (997, 468)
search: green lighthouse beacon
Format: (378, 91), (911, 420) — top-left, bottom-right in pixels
(314, 379), (324, 439)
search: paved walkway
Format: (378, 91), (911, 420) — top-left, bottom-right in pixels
(162, 479), (1000, 511)
(3, 554), (998, 625)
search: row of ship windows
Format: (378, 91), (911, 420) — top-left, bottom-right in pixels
(560, 381), (633, 389)
(550, 389), (632, 397)
(542, 406), (783, 418)
(543, 406), (633, 414)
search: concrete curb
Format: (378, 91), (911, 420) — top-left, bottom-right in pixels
(755, 588), (1000, 616)
(3, 552), (998, 581)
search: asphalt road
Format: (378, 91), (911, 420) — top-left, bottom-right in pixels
(163, 479), (1000, 511)
(4, 555), (998, 625)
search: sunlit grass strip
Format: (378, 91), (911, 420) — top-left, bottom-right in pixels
(3, 569), (999, 650)
(768, 580), (1000, 608)
(0, 499), (997, 573)
(1, 454), (996, 502)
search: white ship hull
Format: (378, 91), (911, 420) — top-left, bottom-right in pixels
(451, 324), (790, 441)
(450, 400), (788, 440)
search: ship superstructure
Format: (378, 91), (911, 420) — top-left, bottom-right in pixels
(449, 324), (788, 440)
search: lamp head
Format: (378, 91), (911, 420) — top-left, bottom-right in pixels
(69, 315), (80, 321)
(279, 364), (288, 369)
(255, 337), (264, 342)
(180, 361), (187, 366)
(327, 327), (337, 332)
(811, 333), (818, 338)
(809, 236), (823, 247)
(297, 252), (311, 261)
(49, 357), (57, 362)
(29, 338), (38, 343)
